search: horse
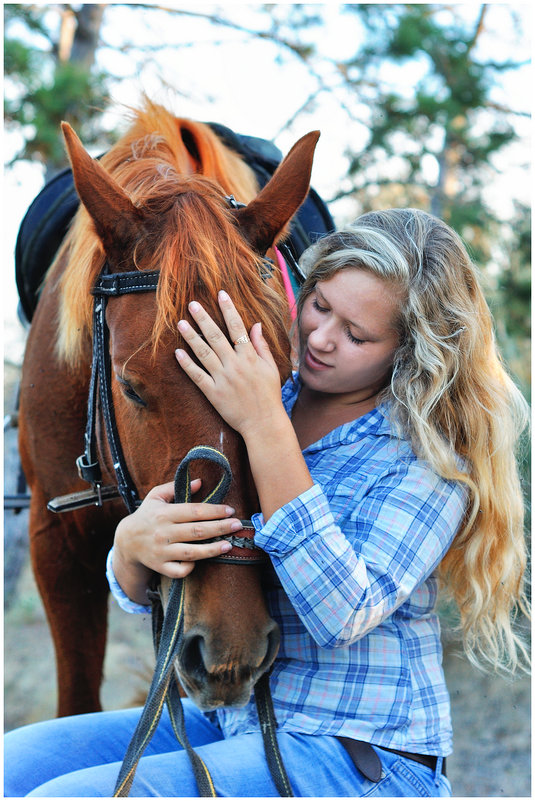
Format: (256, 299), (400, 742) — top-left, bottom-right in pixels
(18, 99), (320, 717)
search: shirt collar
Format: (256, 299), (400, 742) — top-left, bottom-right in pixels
(282, 373), (399, 451)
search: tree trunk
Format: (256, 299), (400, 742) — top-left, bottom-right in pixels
(45, 4), (106, 181)
(71, 4), (105, 69)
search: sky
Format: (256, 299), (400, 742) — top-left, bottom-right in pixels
(3, 2), (532, 365)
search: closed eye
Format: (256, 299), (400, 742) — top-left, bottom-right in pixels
(313, 298), (365, 345)
(346, 329), (365, 345)
(312, 298), (328, 313)
(116, 375), (147, 407)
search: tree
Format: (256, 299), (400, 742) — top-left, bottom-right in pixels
(4, 3), (108, 179)
(328, 4), (529, 263)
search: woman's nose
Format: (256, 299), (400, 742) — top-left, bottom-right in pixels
(308, 321), (336, 351)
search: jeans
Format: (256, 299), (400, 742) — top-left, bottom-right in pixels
(4, 702), (452, 797)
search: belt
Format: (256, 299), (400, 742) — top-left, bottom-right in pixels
(381, 746), (446, 775)
(337, 737), (446, 783)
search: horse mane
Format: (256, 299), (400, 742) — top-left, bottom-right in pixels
(54, 101), (291, 375)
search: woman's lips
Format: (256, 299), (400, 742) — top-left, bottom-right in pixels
(304, 347), (331, 371)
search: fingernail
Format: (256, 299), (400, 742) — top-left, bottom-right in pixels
(177, 320), (188, 332)
(175, 349), (185, 360)
(189, 301), (201, 313)
(220, 541), (232, 553)
(230, 520), (243, 532)
(224, 506), (235, 515)
(219, 290), (230, 301)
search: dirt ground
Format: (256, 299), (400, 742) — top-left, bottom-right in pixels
(4, 361), (531, 797)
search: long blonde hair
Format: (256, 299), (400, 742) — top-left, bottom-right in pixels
(297, 208), (530, 673)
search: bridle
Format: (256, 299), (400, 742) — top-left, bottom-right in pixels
(47, 194), (304, 565)
(48, 260), (264, 564)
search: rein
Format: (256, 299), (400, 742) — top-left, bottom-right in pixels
(113, 446), (293, 797)
(45, 206), (302, 794)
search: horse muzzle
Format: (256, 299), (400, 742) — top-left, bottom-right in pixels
(176, 617), (280, 710)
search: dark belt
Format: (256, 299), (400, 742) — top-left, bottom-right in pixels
(337, 737), (446, 783)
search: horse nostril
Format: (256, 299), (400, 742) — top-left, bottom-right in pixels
(180, 620), (280, 688)
(181, 633), (208, 681)
(261, 621), (281, 672)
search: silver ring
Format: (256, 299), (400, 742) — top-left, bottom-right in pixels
(234, 334), (250, 345)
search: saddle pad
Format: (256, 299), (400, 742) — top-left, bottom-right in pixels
(15, 165), (80, 323)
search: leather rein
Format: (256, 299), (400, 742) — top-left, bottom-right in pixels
(46, 201), (303, 795)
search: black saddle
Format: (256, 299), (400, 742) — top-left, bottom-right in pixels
(15, 123), (335, 324)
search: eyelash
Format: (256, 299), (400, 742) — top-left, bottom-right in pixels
(311, 298), (365, 345)
(346, 331), (365, 345)
(116, 375), (147, 407)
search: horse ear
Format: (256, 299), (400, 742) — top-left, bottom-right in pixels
(61, 122), (145, 266)
(234, 130), (320, 254)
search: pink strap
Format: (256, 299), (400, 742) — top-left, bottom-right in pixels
(274, 247), (297, 320)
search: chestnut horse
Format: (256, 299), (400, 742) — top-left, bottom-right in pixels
(18, 100), (319, 716)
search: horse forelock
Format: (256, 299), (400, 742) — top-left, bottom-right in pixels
(56, 101), (291, 379)
(151, 181), (291, 377)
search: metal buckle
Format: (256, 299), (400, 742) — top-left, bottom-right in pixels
(76, 453), (102, 485)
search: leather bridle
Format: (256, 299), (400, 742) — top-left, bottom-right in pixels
(47, 200), (303, 568)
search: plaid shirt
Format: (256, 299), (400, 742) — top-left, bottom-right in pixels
(108, 374), (467, 755)
(216, 375), (467, 755)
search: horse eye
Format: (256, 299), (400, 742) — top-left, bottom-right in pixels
(115, 375), (147, 407)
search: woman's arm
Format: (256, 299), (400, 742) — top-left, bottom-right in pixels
(172, 292), (466, 647)
(254, 462), (468, 647)
(112, 478), (244, 606)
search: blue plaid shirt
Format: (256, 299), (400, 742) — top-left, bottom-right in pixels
(108, 374), (467, 755)
(216, 375), (467, 755)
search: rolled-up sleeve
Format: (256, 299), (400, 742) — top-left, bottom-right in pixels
(253, 461), (467, 649)
(106, 547), (151, 615)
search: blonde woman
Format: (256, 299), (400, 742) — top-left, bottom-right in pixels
(5, 209), (528, 797)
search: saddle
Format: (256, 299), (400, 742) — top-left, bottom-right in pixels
(15, 122), (335, 324)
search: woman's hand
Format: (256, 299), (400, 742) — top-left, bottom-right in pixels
(175, 290), (313, 523)
(112, 478), (243, 605)
(174, 291), (285, 438)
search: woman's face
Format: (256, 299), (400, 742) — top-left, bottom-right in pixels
(298, 268), (401, 401)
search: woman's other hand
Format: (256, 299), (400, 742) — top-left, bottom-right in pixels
(112, 478), (242, 604)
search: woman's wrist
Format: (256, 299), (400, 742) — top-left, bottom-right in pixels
(113, 519), (154, 605)
(107, 549), (151, 613)
(242, 411), (314, 521)
(240, 402), (293, 446)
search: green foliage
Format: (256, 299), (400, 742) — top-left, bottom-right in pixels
(4, 4), (109, 174)
(340, 3), (523, 237)
(4, 37), (40, 80)
(492, 202), (531, 400)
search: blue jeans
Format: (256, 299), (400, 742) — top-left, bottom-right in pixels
(4, 703), (452, 797)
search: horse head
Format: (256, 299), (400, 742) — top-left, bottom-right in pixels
(59, 109), (319, 709)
